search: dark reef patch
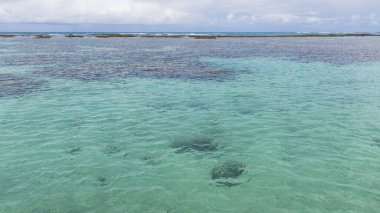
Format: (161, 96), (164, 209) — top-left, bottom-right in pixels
(0, 74), (47, 98)
(186, 101), (209, 111)
(97, 176), (106, 182)
(28, 38), (231, 81)
(3, 36), (380, 72)
(372, 138), (380, 147)
(237, 107), (256, 115)
(140, 155), (154, 161)
(140, 153), (162, 165)
(170, 136), (218, 153)
(150, 102), (177, 112)
(97, 176), (107, 186)
(34, 61), (230, 81)
(103, 144), (122, 155)
(9, 36), (380, 83)
(66, 146), (81, 155)
(211, 161), (245, 180)
(215, 181), (242, 187)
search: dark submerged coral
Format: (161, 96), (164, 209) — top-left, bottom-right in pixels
(215, 181), (242, 187)
(35, 62), (229, 81)
(97, 176), (106, 182)
(170, 136), (218, 153)
(103, 144), (122, 155)
(18, 35), (380, 83)
(140, 154), (162, 165)
(372, 138), (380, 147)
(97, 176), (107, 186)
(211, 161), (245, 180)
(66, 146), (81, 155)
(0, 74), (47, 98)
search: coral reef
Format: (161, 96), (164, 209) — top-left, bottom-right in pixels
(211, 160), (245, 179)
(0, 74), (46, 98)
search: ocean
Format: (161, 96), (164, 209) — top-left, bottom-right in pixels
(1, 35), (380, 212)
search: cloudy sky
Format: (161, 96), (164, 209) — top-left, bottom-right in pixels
(0, 0), (379, 32)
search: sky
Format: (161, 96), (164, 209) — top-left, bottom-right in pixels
(0, 0), (379, 32)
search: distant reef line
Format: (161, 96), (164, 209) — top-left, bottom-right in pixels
(0, 33), (379, 39)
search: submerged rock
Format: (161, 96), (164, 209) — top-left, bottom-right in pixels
(140, 154), (154, 161)
(66, 146), (81, 155)
(215, 181), (242, 187)
(211, 161), (245, 180)
(97, 176), (107, 186)
(0, 74), (47, 98)
(170, 136), (218, 153)
(238, 107), (256, 115)
(33, 56), (230, 81)
(103, 144), (122, 155)
(186, 101), (209, 110)
(140, 153), (161, 165)
(98, 176), (106, 182)
(372, 138), (380, 147)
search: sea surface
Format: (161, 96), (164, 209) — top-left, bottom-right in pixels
(0, 36), (380, 212)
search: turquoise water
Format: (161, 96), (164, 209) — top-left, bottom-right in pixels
(1, 37), (380, 212)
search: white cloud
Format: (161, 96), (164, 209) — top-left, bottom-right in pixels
(0, 0), (379, 30)
(260, 13), (300, 24)
(226, 13), (234, 23)
(0, 0), (203, 24)
(350, 15), (361, 22)
(306, 17), (322, 24)
(369, 14), (379, 25)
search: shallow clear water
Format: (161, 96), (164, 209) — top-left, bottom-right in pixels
(1, 37), (380, 212)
